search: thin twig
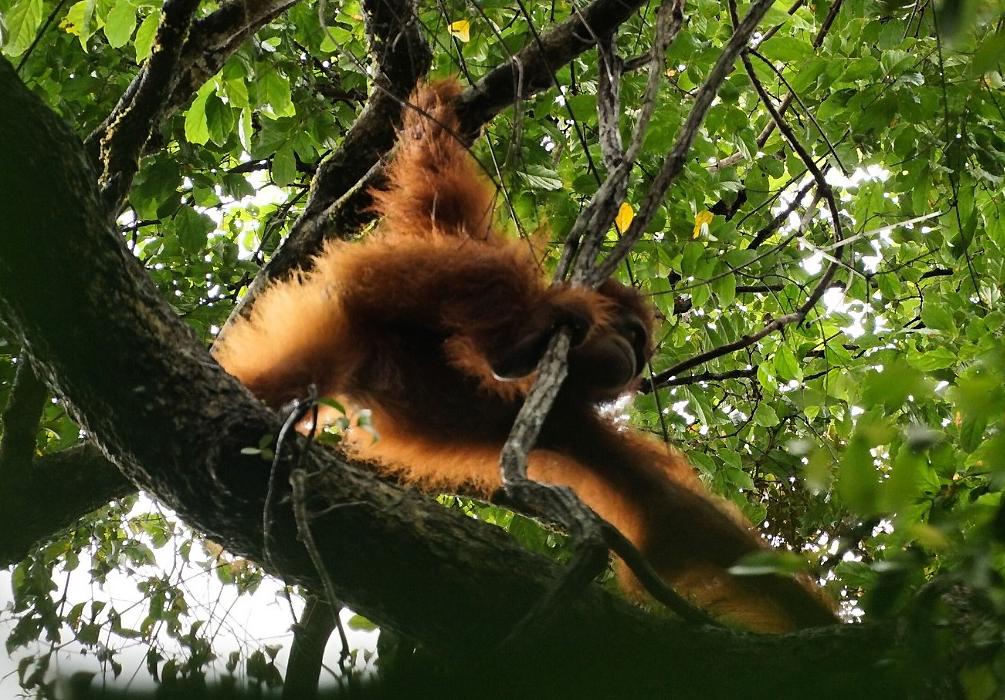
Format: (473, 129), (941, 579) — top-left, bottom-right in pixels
(749, 49), (847, 175)
(264, 392), (319, 569)
(643, 0), (846, 391)
(591, 0), (778, 284)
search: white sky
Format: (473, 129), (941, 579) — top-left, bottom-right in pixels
(0, 494), (379, 696)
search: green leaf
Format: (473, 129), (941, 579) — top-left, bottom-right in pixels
(689, 451), (716, 477)
(883, 446), (924, 510)
(205, 95), (235, 145)
(347, 614), (377, 631)
(712, 272), (736, 306)
(103, 0), (136, 49)
(172, 206), (213, 252)
(841, 56), (881, 82)
(729, 550), (806, 576)
(130, 157), (181, 219)
(906, 346), (957, 372)
(719, 448), (742, 469)
(62, 0), (97, 50)
(224, 77), (250, 109)
(952, 370), (1005, 425)
(959, 665), (997, 700)
(804, 447), (832, 492)
(2, 0), (44, 56)
(753, 404), (780, 427)
(880, 49), (913, 75)
(920, 300), (956, 334)
(691, 283), (711, 311)
(763, 36), (810, 62)
(727, 467), (755, 491)
(260, 70), (295, 119)
(756, 362), (777, 393)
(971, 32), (1005, 75)
(773, 344), (802, 382)
(271, 145), (297, 187)
(238, 108), (254, 152)
(684, 387), (715, 427)
(518, 165), (562, 191)
(959, 415), (987, 454)
(133, 11), (157, 62)
(184, 82), (214, 145)
(837, 435), (878, 514)
(680, 241), (703, 276)
(861, 363), (927, 410)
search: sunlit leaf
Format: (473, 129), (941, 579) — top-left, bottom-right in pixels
(103, 0), (135, 49)
(448, 19), (470, 42)
(692, 210), (713, 238)
(615, 202), (634, 233)
(133, 11), (158, 62)
(2, 0), (44, 56)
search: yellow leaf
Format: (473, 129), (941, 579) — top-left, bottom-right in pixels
(693, 210), (713, 238)
(614, 202), (634, 233)
(449, 19), (470, 42)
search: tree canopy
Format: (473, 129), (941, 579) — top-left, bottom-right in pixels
(1, 0), (1004, 696)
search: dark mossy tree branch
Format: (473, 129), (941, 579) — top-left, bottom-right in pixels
(455, 0), (671, 138)
(0, 54), (920, 696)
(0, 356), (133, 566)
(10, 0), (305, 558)
(97, 0), (201, 214)
(0, 444), (134, 566)
(0, 355), (134, 567)
(85, 0), (299, 160)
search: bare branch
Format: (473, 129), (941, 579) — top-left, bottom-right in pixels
(596, 33), (625, 172)
(85, 0), (299, 160)
(0, 444), (134, 566)
(659, 367), (759, 387)
(711, 0), (845, 170)
(591, 0), (778, 284)
(749, 49), (847, 174)
(748, 179), (816, 249)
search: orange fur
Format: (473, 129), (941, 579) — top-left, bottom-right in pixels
(213, 80), (837, 633)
